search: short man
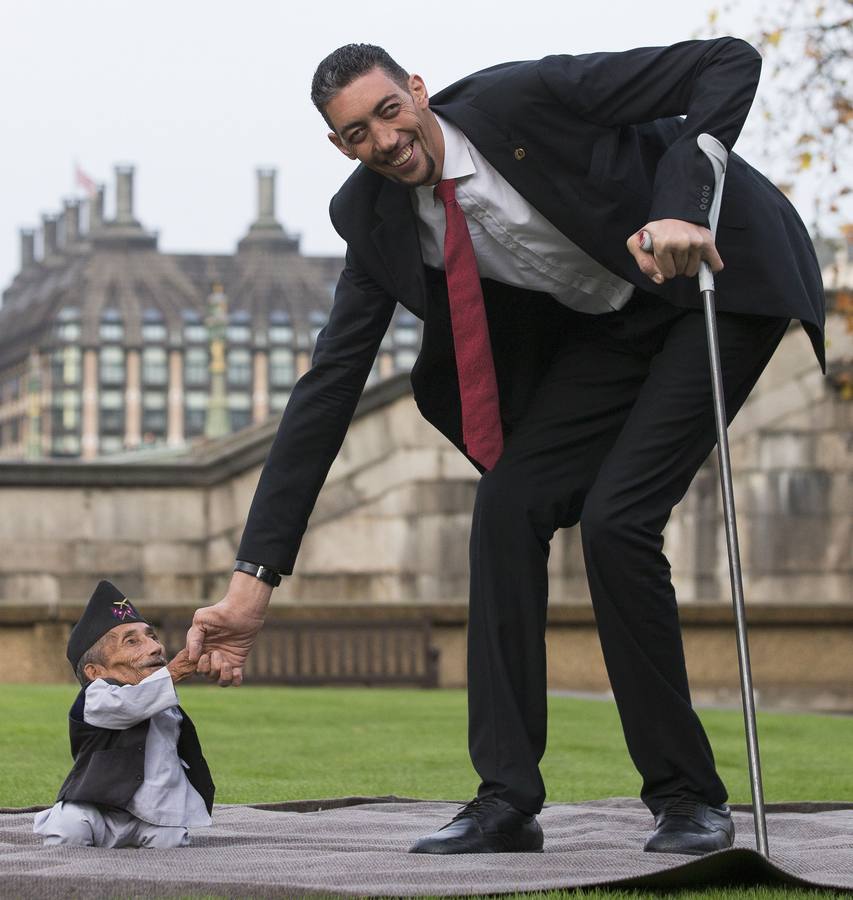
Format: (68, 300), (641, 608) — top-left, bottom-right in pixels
(187, 40), (824, 855)
(35, 581), (214, 849)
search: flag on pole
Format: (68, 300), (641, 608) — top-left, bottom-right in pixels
(75, 163), (98, 197)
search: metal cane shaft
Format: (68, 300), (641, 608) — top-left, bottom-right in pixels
(702, 285), (769, 858)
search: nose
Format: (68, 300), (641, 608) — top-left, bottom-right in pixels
(372, 122), (398, 154)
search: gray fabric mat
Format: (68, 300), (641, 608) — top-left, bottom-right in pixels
(1, 797), (851, 898)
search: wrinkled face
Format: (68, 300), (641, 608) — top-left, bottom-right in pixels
(84, 622), (167, 686)
(326, 67), (445, 188)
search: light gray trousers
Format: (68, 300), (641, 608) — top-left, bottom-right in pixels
(34, 801), (190, 848)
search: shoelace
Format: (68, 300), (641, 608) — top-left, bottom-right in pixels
(449, 796), (503, 824)
(661, 798), (704, 818)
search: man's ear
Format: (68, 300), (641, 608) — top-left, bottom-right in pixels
(83, 662), (107, 683)
(328, 132), (358, 161)
(408, 74), (429, 110)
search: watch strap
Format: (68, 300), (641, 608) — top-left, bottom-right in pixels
(234, 559), (282, 587)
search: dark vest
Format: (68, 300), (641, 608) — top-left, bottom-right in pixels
(56, 683), (215, 814)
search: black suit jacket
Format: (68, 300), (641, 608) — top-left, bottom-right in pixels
(238, 38), (826, 573)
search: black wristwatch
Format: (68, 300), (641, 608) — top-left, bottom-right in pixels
(233, 559), (282, 587)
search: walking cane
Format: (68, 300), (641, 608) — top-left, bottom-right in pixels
(640, 133), (770, 858)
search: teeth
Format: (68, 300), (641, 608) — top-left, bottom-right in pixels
(390, 144), (413, 167)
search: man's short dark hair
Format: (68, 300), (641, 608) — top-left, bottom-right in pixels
(311, 44), (410, 130)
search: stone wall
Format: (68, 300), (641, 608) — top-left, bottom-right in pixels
(0, 314), (850, 706)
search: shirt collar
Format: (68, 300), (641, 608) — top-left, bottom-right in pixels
(434, 113), (476, 181)
(414, 113), (476, 205)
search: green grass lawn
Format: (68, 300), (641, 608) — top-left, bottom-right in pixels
(1, 684), (851, 808)
(3, 686), (851, 900)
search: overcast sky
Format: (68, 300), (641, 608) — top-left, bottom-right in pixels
(1, 0), (774, 293)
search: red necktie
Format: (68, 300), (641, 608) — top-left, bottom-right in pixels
(434, 179), (503, 470)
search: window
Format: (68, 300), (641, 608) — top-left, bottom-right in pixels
(142, 346), (168, 386)
(55, 307), (81, 342)
(184, 323), (208, 343)
(142, 308), (167, 343)
(395, 323), (419, 346)
(142, 391), (167, 435)
(270, 391), (291, 411)
(227, 348), (252, 387)
(100, 435), (123, 455)
(269, 324), (294, 345)
(269, 311), (293, 345)
(60, 390), (80, 430)
(227, 310), (251, 344)
(228, 392), (251, 432)
(395, 349), (418, 372)
(99, 308), (123, 342)
(52, 395), (79, 433)
(52, 347), (81, 385)
(52, 434), (80, 456)
(99, 389), (124, 433)
(99, 346), (125, 386)
(184, 347), (208, 387)
(184, 390), (207, 437)
(269, 348), (294, 388)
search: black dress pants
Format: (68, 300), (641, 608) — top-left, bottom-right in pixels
(467, 289), (789, 817)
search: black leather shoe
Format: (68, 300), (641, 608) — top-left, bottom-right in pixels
(644, 799), (734, 855)
(409, 796), (544, 854)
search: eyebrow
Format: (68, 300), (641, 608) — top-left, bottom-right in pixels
(340, 92), (401, 138)
(122, 627), (155, 643)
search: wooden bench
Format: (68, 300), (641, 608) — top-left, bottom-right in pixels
(160, 618), (440, 688)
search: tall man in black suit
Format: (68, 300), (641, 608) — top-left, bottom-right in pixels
(187, 39), (825, 855)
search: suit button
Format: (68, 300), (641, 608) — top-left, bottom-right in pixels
(699, 203), (708, 210)
(136, 774), (143, 781)
(513, 147), (526, 160)
(703, 184), (711, 190)
(137, 746), (144, 752)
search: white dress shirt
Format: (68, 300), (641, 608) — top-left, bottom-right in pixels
(412, 114), (635, 314)
(83, 666), (211, 828)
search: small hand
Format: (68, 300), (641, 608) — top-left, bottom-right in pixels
(185, 573), (272, 687)
(166, 648), (197, 684)
(627, 219), (723, 284)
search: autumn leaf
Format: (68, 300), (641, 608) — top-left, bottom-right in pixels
(765, 29), (783, 46)
(798, 152), (814, 170)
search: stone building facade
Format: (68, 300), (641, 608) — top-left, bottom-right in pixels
(0, 296), (850, 707)
(0, 166), (420, 460)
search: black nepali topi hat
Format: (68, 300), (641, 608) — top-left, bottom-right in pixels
(66, 580), (148, 669)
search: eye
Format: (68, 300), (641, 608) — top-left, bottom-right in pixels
(382, 103), (400, 118)
(347, 128), (366, 144)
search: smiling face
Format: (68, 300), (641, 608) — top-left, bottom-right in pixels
(83, 622), (167, 686)
(325, 67), (445, 188)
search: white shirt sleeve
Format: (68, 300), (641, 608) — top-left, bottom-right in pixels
(83, 666), (179, 730)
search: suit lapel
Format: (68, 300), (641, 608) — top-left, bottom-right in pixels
(432, 100), (585, 244)
(371, 180), (427, 315)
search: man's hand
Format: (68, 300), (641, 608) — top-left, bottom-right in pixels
(166, 648), (197, 684)
(185, 572), (273, 687)
(627, 219), (723, 285)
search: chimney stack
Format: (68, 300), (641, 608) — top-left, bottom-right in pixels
(238, 167), (297, 252)
(115, 165), (136, 224)
(20, 228), (35, 270)
(41, 214), (59, 259)
(88, 184), (105, 232)
(256, 168), (278, 226)
(62, 199), (81, 245)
